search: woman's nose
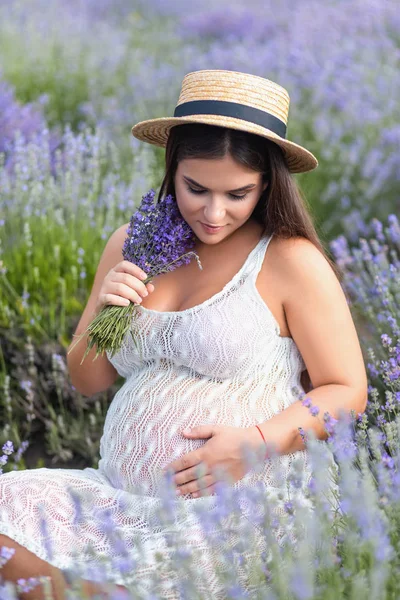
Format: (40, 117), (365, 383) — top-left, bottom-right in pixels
(203, 197), (226, 223)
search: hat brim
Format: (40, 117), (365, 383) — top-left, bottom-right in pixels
(131, 114), (318, 174)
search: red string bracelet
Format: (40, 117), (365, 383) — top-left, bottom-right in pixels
(255, 424), (268, 459)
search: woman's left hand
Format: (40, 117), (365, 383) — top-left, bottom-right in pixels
(162, 425), (266, 498)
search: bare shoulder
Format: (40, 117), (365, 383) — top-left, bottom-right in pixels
(268, 235), (331, 271)
(266, 235), (339, 298)
(111, 222), (130, 248)
(257, 234), (344, 339)
(100, 222), (130, 263)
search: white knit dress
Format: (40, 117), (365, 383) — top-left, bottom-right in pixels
(0, 233), (338, 597)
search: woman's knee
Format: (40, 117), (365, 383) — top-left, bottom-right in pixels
(0, 534), (68, 599)
(0, 533), (54, 579)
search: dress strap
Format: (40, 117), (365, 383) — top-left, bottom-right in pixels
(245, 233), (274, 281)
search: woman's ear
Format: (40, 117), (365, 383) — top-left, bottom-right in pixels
(262, 181), (269, 193)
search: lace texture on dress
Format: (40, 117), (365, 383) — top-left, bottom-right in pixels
(0, 233), (338, 597)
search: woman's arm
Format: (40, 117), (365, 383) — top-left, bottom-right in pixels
(254, 236), (368, 455)
(67, 223), (129, 396)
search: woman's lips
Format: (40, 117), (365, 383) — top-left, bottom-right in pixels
(200, 222), (224, 234)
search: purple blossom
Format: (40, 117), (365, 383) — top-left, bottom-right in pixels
(13, 441), (29, 465)
(298, 426), (307, 443)
(382, 454), (395, 469)
(388, 214), (400, 244)
(323, 413), (338, 437)
(371, 218), (385, 243)
(19, 380), (32, 394)
(330, 417), (358, 463)
(386, 313), (398, 330)
(122, 189), (200, 277)
(2, 441), (14, 456)
(16, 578), (44, 594)
(289, 562), (314, 600)
(381, 334), (392, 348)
(330, 235), (353, 269)
(307, 476), (317, 495)
(68, 489), (83, 529)
(284, 501), (294, 515)
(0, 546), (15, 567)
(38, 505), (53, 560)
(367, 362), (379, 378)
(181, 8), (259, 42)
(377, 414), (387, 426)
(0, 78), (48, 158)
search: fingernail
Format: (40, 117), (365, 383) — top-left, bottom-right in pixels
(175, 489), (181, 496)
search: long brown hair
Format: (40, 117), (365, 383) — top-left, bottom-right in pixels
(156, 123), (342, 392)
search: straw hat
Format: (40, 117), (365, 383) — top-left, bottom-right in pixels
(131, 69), (318, 174)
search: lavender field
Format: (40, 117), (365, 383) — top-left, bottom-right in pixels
(1, 0), (400, 597)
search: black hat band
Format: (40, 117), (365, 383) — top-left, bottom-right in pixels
(174, 99), (287, 139)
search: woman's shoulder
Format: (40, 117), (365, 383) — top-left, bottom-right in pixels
(268, 235), (333, 276)
(263, 235), (339, 300)
(269, 234), (323, 258)
(104, 222), (131, 256)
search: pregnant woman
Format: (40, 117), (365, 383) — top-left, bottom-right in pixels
(0, 70), (367, 599)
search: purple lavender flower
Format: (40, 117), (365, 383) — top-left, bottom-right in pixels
(323, 413), (338, 437)
(19, 380), (33, 394)
(0, 546), (15, 567)
(377, 414), (387, 426)
(122, 189), (198, 275)
(0, 78), (47, 157)
(387, 214), (400, 244)
(38, 505), (53, 560)
(13, 441), (29, 465)
(381, 334), (392, 348)
(298, 426), (307, 443)
(2, 441), (14, 456)
(16, 578), (43, 594)
(367, 362), (379, 378)
(284, 501), (294, 515)
(289, 562), (314, 600)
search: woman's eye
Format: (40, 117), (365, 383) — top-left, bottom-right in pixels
(186, 185), (248, 201)
(187, 185), (206, 195)
(229, 193), (248, 201)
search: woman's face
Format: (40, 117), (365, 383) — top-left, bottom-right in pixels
(174, 154), (268, 245)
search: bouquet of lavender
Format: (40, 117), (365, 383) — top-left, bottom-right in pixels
(68, 189), (201, 364)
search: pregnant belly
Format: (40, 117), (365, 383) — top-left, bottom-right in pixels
(98, 379), (213, 496)
(97, 367), (286, 496)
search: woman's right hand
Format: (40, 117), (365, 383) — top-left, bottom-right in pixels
(95, 260), (155, 314)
